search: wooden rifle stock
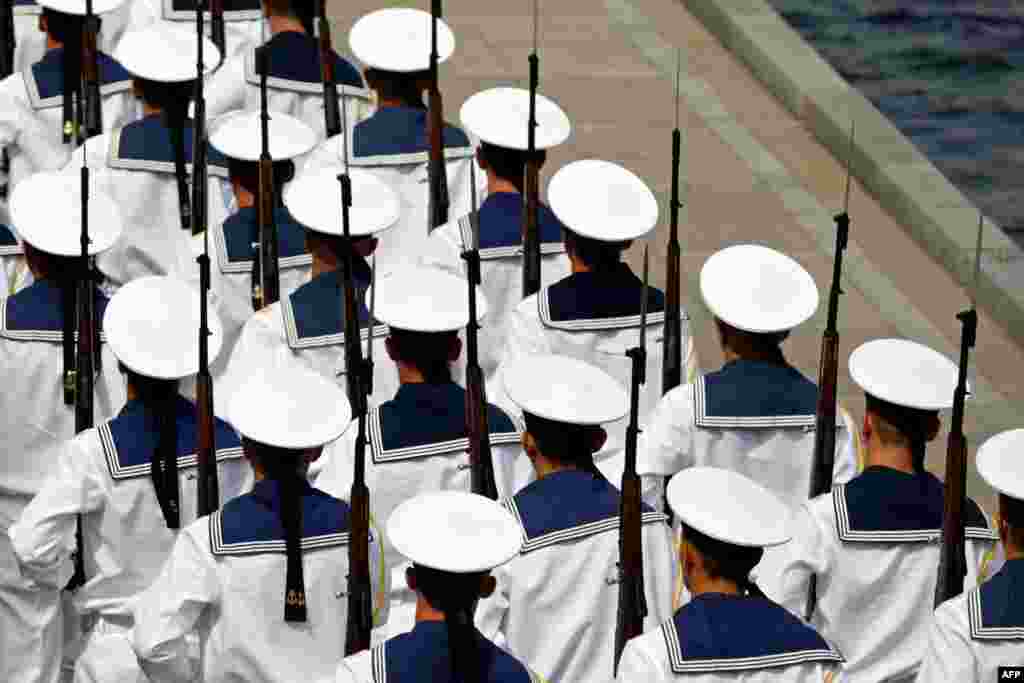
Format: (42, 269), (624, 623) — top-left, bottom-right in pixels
(81, 0), (101, 139)
(252, 48), (280, 309)
(426, 0), (448, 230)
(521, 45), (540, 298)
(317, 0), (341, 139)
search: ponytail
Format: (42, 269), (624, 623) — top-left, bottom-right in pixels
(415, 565), (489, 682)
(130, 371), (181, 529)
(261, 448), (307, 622)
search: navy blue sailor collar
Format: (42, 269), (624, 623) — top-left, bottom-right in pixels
(370, 621), (540, 683)
(14, 0), (40, 16)
(25, 48), (131, 110)
(368, 382), (519, 464)
(209, 478), (356, 556)
(661, 593), (842, 674)
(0, 223), (20, 256)
(245, 31), (369, 96)
(538, 262), (666, 332)
(969, 559), (1024, 640)
(351, 106), (472, 167)
(282, 263), (387, 349)
(693, 360), (845, 429)
(108, 114), (230, 178)
(833, 466), (997, 543)
(502, 469), (665, 554)
(0, 279), (109, 343)
(162, 0), (260, 22)
(98, 395), (243, 480)
(455, 192), (566, 261)
(213, 206), (311, 274)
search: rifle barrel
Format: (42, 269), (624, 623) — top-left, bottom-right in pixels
(318, 0), (341, 139)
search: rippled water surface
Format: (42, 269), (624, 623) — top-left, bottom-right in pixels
(766, 0), (1024, 242)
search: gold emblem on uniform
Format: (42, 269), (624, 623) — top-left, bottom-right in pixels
(286, 589), (306, 608)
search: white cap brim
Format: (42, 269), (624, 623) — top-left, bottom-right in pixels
(349, 8), (454, 73)
(460, 87), (571, 151)
(503, 354), (628, 425)
(36, 0), (127, 15)
(284, 169), (400, 238)
(977, 429), (1024, 502)
(668, 467), (791, 547)
(850, 338), (960, 410)
(388, 491), (523, 572)
(700, 244), (819, 333)
(209, 110), (319, 162)
(104, 276), (223, 379)
(11, 172), (122, 256)
(115, 25), (221, 82)
(370, 266), (487, 332)
(548, 160), (657, 242)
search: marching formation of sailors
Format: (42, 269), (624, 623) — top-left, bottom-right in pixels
(0, 0), (1019, 682)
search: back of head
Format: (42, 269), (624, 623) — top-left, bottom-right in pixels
(562, 228), (630, 270)
(264, 0), (314, 33)
(414, 564), (489, 682)
(865, 393), (941, 475)
(387, 327), (457, 384)
(363, 68), (428, 109)
(522, 412), (605, 481)
(227, 158), (296, 200)
(478, 142), (546, 193)
(681, 523), (765, 597)
(42, 8), (88, 46)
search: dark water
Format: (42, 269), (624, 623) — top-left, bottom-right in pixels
(766, 0), (1024, 242)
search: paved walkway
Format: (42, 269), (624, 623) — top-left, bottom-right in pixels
(326, 0), (1024, 512)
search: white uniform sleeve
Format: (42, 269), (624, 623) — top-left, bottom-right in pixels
(9, 434), (107, 588)
(300, 137), (342, 176)
(0, 94), (70, 172)
(133, 525), (219, 683)
(329, 650), (373, 683)
(417, 224), (464, 279)
(636, 384), (695, 479)
(915, 599), (974, 683)
(616, 635), (668, 683)
(772, 501), (830, 617)
(474, 561), (510, 648)
(205, 56), (248, 120)
(642, 522), (677, 629)
(833, 406), (863, 485)
(488, 298), (551, 419)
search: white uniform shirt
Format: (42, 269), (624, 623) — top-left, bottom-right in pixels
(122, 0), (260, 61)
(0, 223), (31, 296)
(916, 559), (1024, 682)
(132, 479), (390, 683)
(302, 106), (478, 273)
(617, 593), (842, 683)
(476, 470), (676, 683)
(769, 466), (1001, 683)
(418, 192), (571, 384)
(316, 381), (533, 636)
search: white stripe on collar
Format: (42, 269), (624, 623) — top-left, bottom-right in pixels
(14, 3), (40, 15)
(281, 294), (388, 350)
(107, 126), (229, 178)
(23, 68), (131, 112)
(371, 643), (387, 683)
(98, 421), (244, 481)
(213, 220), (312, 274)
(0, 243), (22, 256)
(503, 496), (666, 555)
(0, 299), (109, 343)
(368, 407), (520, 464)
(208, 509), (355, 556)
(968, 587), (1024, 640)
(161, 0), (260, 22)
(242, 50), (372, 97)
(456, 214), (565, 261)
(537, 284), (667, 332)
(692, 376), (845, 430)
(349, 146), (474, 168)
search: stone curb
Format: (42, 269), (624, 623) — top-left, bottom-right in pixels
(679, 0), (1024, 351)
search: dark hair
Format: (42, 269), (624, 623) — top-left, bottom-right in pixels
(865, 393), (941, 476)
(227, 158), (296, 200)
(682, 523), (766, 598)
(134, 78), (195, 227)
(414, 565), (489, 682)
(303, 230), (373, 267)
(478, 142), (546, 193)
(562, 228), (631, 270)
(363, 68), (427, 109)
(42, 8), (96, 47)
(713, 318), (790, 363)
(243, 438), (308, 621)
(523, 412), (605, 480)
(125, 368), (181, 529)
(387, 328), (456, 384)
(263, 0), (314, 34)
(1000, 493), (1024, 550)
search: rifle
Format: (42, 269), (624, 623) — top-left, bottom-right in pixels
(521, 0), (540, 298)
(426, 0), (448, 230)
(934, 214), (983, 607)
(193, 0), (218, 516)
(1, 0), (13, 201)
(614, 247), (650, 674)
(804, 119), (853, 621)
(81, 0), (101, 139)
(316, 0), (340, 139)
(209, 0), (225, 61)
(338, 94), (373, 656)
(250, 45), (280, 310)
(462, 161), (498, 499)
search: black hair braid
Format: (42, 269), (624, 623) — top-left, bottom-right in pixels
(264, 450), (307, 622)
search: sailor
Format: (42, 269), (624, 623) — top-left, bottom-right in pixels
(9, 275), (250, 682)
(201, 108), (318, 359)
(770, 338), (1001, 682)
(616, 467), (843, 682)
(132, 364), (389, 682)
(316, 265), (532, 637)
(7, 0), (130, 77)
(637, 244), (860, 585)
(419, 86), (572, 383)
(204, 0), (371, 141)
(65, 21), (228, 287)
(122, 0), (261, 63)
(917, 428), (1024, 681)
(218, 167), (400, 414)
(0, 172), (125, 683)
(327, 490), (547, 683)
(476, 353), (676, 683)
(303, 8), (477, 271)
(490, 159), (697, 483)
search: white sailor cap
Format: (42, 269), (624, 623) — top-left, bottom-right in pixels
(115, 24), (220, 83)
(388, 491), (523, 573)
(849, 338), (960, 411)
(977, 429), (1024, 502)
(548, 160), (658, 242)
(104, 276), (223, 379)
(283, 169), (400, 238)
(229, 364), (352, 449)
(11, 172), (121, 257)
(209, 110), (318, 162)
(460, 87), (571, 151)
(370, 266), (488, 332)
(503, 354), (628, 425)
(37, 0), (127, 15)
(700, 244), (819, 333)
(667, 467), (791, 547)
(349, 8), (455, 73)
